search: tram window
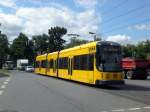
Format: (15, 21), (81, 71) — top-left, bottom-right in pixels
(58, 57), (68, 69)
(35, 61), (40, 68)
(74, 56), (80, 69)
(74, 54), (94, 70)
(80, 55), (87, 70)
(49, 59), (53, 68)
(41, 60), (47, 68)
(88, 54), (94, 70)
(64, 58), (68, 68)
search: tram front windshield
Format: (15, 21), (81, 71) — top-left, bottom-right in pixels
(96, 45), (122, 72)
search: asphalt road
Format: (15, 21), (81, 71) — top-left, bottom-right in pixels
(0, 70), (150, 112)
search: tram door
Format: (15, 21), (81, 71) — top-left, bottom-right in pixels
(68, 57), (73, 79)
(53, 59), (57, 77)
(39, 61), (41, 72)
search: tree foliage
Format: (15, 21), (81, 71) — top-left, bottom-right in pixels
(32, 26), (67, 54)
(10, 33), (34, 62)
(122, 44), (136, 57)
(123, 40), (150, 59)
(32, 34), (49, 54)
(0, 32), (9, 68)
(65, 37), (88, 48)
(48, 26), (67, 52)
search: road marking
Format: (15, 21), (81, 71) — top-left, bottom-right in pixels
(112, 109), (125, 111)
(0, 90), (4, 95)
(3, 82), (8, 84)
(128, 108), (141, 111)
(5, 79), (10, 82)
(101, 106), (150, 112)
(143, 106), (150, 109)
(6, 77), (11, 81)
(1, 85), (6, 89)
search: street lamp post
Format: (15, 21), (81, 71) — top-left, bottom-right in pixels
(67, 33), (80, 43)
(67, 34), (80, 37)
(89, 32), (101, 41)
(89, 32), (97, 41)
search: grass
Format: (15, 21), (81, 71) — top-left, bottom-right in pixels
(0, 69), (10, 77)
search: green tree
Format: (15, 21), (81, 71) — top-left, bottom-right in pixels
(136, 40), (150, 59)
(10, 33), (34, 62)
(122, 39), (150, 59)
(0, 32), (9, 68)
(122, 44), (137, 58)
(144, 40), (150, 59)
(48, 26), (67, 52)
(32, 34), (49, 54)
(65, 37), (88, 48)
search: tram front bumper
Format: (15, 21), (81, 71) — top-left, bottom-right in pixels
(96, 80), (125, 85)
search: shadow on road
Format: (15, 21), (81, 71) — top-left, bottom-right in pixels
(96, 84), (150, 91)
(35, 73), (150, 92)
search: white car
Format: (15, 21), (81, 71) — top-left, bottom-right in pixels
(25, 66), (34, 72)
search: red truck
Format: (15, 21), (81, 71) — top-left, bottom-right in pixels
(122, 58), (149, 79)
(147, 59), (150, 75)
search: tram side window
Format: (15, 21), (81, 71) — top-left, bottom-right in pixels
(74, 56), (80, 70)
(74, 54), (94, 70)
(41, 60), (47, 68)
(58, 57), (68, 69)
(49, 59), (53, 68)
(35, 61), (40, 68)
(80, 55), (87, 70)
(88, 54), (94, 70)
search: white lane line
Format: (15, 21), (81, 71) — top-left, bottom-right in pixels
(143, 106), (150, 109)
(3, 81), (8, 84)
(0, 90), (4, 95)
(5, 79), (10, 82)
(6, 77), (11, 81)
(112, 109), (125, 111)
(1, 85), (6, 89)
(128, 108), (141, 111)
(102, 106), (150, 112)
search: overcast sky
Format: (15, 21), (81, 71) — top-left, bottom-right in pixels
(0, 0), (150, 44)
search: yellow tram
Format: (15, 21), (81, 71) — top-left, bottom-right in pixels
(35, 41), (124, 85)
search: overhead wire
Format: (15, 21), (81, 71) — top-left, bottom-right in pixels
(101, 0), (128, 15)
(102, 7), (150, 29)
(101, 2), (150, 25)
(102, 17), (150, 34)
